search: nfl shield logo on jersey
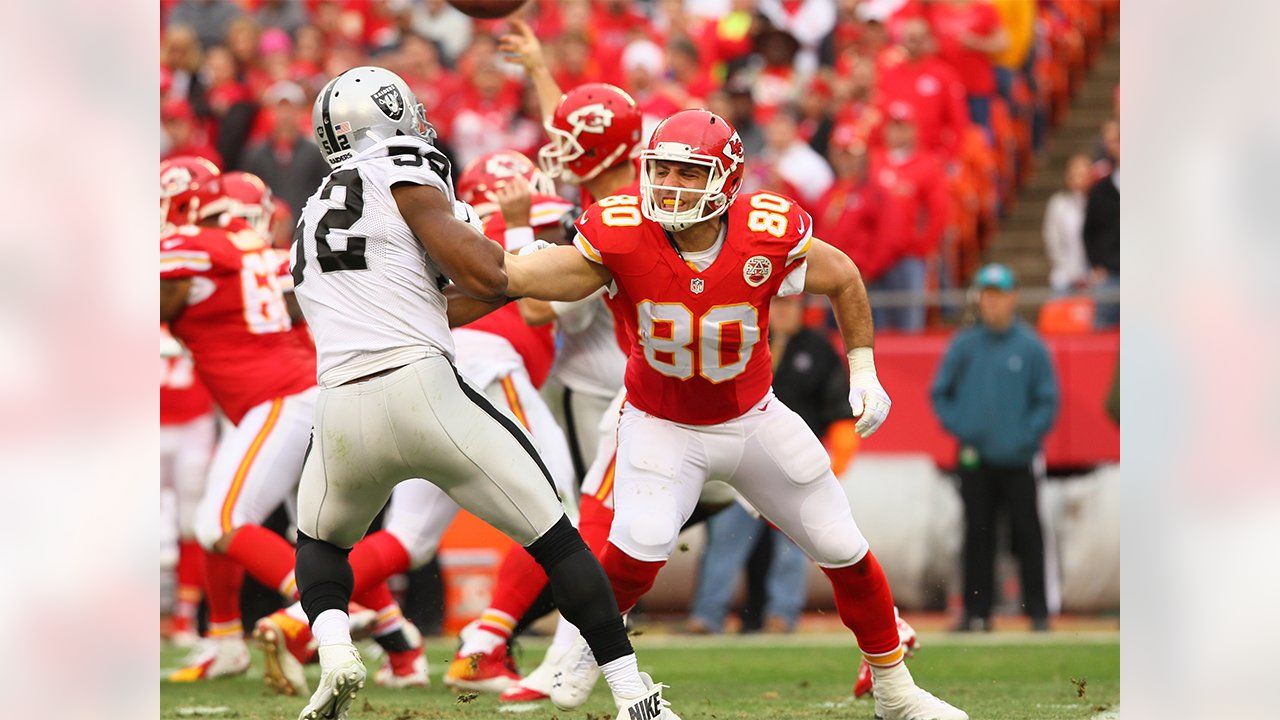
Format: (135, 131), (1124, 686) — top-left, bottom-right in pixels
(690, 277), (705, 294)
(372, 85), (405, 121)
(743, 256), (772, 287)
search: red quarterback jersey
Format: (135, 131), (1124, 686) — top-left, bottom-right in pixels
(161, 328), (213, 426)
(462, 194), (574, 388)
(160, 224), (315, 425)
(574, 190), (813, 425)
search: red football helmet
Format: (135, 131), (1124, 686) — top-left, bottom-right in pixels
(160, 156), (220, 230)
(539, 83), (642, 184)
(210, 171), (276, 238)
(639, 109), (747, 232)
(457, 150), (555, 213)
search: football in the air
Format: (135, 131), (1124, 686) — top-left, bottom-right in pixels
(447, 0), (528, 19)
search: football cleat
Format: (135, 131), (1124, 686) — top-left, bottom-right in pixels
(167, 637), (250, 682)
(613, 671), (681, 720)
(169, 616), (200, 649)
(297, 644), (366, 720)
(443, 643), (520, 693)
(374, 621), (429, 689)
(254, 610), (316, 696)
(549, 635), (601, 710)
(855, 609), (920, 698)
(871, 663), (968, 720)
(498, 641), (568, 703)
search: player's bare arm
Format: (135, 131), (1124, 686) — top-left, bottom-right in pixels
(498, 19), (562, 122)
(505, 244), (611, 302)
(803, 237), (892, 437)
(803, 238), (875, 350)
(443, 284), (509, 327)
(160, 277), (191, 322)
(517, 298), (556, 326)
(393, 183), (508, 302)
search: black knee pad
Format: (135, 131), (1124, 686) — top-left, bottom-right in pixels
(295, 532), (354, 625)
(524, 515), (587, 568)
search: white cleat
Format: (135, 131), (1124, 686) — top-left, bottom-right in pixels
(549, 635), (602, 710)
(298, 644), (367, 720)
(167, 637), (250, 682)
(614, 672), (681, 720)
(499, 641), (568, 702)
(374, 621), (429, 689)
(872, 663), (968, 720)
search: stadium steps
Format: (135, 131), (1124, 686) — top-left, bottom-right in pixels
(987, 36), (1120, 289)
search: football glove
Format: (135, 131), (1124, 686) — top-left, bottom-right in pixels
(847, 347), (891, 438)
(516, 239), (554, 256)
(452, 199), (485, 234)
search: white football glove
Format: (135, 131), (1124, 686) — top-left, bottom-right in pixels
(516, 239), (554, 256)
(847, 347), (891, 438)
(452, 199), (485, 234)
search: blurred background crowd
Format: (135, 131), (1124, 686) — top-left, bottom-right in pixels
(161, 0), (1119, 333)
(161, 0), (1120, 638)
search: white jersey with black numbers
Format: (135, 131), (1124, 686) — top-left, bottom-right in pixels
(291, 136), (458, 388)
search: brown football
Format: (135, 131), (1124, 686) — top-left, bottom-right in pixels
(447, 0), (529, 19)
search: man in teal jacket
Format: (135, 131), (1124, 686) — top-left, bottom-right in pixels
(930, 264), (1059, 631)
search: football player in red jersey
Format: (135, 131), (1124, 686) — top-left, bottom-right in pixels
(160, 325), (215, 648)
(501, 110), (968, 720)
(160, 159), (317, 682)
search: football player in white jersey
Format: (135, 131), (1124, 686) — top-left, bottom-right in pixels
(287, 67), (680, 720)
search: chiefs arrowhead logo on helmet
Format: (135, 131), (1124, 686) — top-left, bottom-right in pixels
(723, 132), (746, 172)
(372, 85), (405, 121)
(566, 103), (614, 135)
(484, 153), (529, 179)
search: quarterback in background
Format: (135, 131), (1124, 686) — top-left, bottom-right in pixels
(503, 109), (968, 720)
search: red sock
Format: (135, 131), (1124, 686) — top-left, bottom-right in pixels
(821, 551), (901, 659)
(204, 551), (245, 637)
(225, 525), (298, 598)
(599, 542), (665, 613)
(350, 530), (411, 597)
(175, 540), (206, 615)
(578, 494), (615, 555)
(488, 546), (550, 620)
(352, 582), (405, 637)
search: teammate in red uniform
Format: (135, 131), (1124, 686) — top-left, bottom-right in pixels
(160, 158), (317, 681)
(160, 325), (215, 648)
(502, 110), (968, 720)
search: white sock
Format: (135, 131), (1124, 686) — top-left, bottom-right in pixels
(601, 653), (646, 699)
(285, 602), (308, 624)
(457, 627), (505, 656)
(548, 616), (580, 657)
(869, 659), (913, 690)
(312, 608), (352, 647)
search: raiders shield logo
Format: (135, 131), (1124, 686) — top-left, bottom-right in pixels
(372, 85), (405, 121)
(690, 277), (705, 295)
(743, 255), (772, 287)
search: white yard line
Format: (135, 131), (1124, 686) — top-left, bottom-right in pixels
(1091, 708), (1119, 720)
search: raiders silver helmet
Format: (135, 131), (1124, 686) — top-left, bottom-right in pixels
(312, 66), (435, 167)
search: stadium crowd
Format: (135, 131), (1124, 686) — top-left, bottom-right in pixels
(161, 0), (1118, 332)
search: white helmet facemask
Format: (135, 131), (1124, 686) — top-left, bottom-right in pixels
(639, 144), (731, 232)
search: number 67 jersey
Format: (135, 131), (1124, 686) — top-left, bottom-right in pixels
(573, 190), (813, 425)
(291, 136), (458, 388)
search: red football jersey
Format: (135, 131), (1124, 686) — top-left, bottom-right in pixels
(161, 327), (213, 426)
(461, 194), (574, 388)
(580, 180), (642, 356)
(160, 225), (315, 425)
(574, 190), (813, 425)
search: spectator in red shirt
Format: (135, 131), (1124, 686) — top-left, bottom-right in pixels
(397, 35), (460, 132)
(621, 39), (683, 139)
(867, 101), (950, 332)
(876, 17), (971, 162)
(815, 128), (888, 283)
(749, 27), (803, 124)
(550, 32), (605, 91)
(450, 59), (522, 167)
(759, 108), (834, 210)
(161, 99), (223, 168)
(926, 0), (1009, 133)
(666, 38), (718, 107)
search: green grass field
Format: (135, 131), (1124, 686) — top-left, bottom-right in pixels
(161, 632), (1118, 719)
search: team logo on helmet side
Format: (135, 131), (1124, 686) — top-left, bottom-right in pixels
(566, 103), (614, 135)
(743, 255), (772, 287)
(723, 132), (745, 173)
(372, 85), (405, 121)
(160, 166), (194, 197)
(485, 154), (529, 178)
